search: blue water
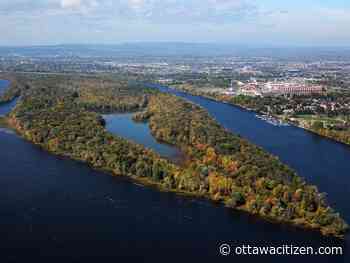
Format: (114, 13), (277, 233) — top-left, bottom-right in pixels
(0, 81), (348, 262)
(104, 113), (183, 162)
(0, 79), (17, 116)
(151, 84), (350, 221)
(0, 79), (10, 96)
(0, 98), (18, 116)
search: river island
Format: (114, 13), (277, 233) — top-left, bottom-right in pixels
(0, 73), (348, 238)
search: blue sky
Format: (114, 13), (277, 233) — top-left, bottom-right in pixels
(1, 0), (350, 46)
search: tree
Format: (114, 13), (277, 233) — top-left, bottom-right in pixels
(312, 121), (324, 130)
(152, 161), (164, 181)
(227, 191), (245, 208)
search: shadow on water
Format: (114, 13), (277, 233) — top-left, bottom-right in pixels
(0, 98), (18, 116)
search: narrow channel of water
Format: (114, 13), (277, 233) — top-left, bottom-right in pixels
(0, 79), (10, 96)
(0, 80), (348, 262)
(149, 83), (350, 224)
(0, 79), (18, 117)
(0, 98), (18, 117)
(103, 113), (184, 163)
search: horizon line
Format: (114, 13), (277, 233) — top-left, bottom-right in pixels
(0, 42), (350, 49)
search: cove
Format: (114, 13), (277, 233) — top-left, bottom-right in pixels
(0, 79), (10, 96)
(0, 80), (18, 116)
(0, 98), (18, 116)
(0, 80), (348, 262)
(103, 113), (184, 163)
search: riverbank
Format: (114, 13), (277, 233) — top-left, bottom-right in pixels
(167, 85), (350, 147)
(7, 108), (348, 238)
(1, 75), (348, 238)
(0, 77), (21, 104)
(136, 92), (348, 237)
(0, 116), (8, 127)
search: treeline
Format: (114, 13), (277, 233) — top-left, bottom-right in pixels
(308, 126), (350, 145)
(143, 94), (348, 237)
(9, 85), (177, 187)
(77, 82), (148, 113)
(171, 85), (350, 146)
(5, 74), (348, 238)
(0, 77), (23, 104)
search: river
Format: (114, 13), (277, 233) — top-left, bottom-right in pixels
(149, 84), (350, 219)
(0, 80), (348, 262)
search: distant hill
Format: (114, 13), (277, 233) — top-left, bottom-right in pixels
(0, 43), (349, 60)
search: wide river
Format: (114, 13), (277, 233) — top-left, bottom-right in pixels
(0, 80), (348, 262)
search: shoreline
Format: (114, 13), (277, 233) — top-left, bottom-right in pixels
(103, 112), (187, 166)
(2, 78), (347, 239)
(166, 85), (350, 147)
(3, 115), (342, 239)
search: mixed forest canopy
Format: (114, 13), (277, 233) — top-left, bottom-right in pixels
(0, 73), (347, 238)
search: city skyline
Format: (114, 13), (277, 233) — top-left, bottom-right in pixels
(1, 0), (350, 46)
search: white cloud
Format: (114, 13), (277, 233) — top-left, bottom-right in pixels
(61, 0), (82, 9)
(60, 0), (99, 13)
(127, 0), (145, 9)
(0, 0), (253, 21)
(1, 0), (350, 46)
(113, 0), (255, 23)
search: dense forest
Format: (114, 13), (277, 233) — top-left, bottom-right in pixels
(1, 73), (348, 238)
(77, 79), (149, 113)
(143, 94), (348, 236)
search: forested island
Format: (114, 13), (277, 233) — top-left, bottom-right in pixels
(0, 73), (348, 238)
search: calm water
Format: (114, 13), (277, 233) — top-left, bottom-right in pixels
(0, 98), (18, 117)
(150, 84), (350, 220)
(103, 113), (183, 163)
(0, 80), (348, 262)
(0, 80), (17, 116)
(0, 79), (10, 95)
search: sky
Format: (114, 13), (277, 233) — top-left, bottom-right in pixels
(0, 0), (350, 46)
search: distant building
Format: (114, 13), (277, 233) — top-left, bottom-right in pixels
(233, 79), (324, 98)
(263, 82), (324, 96)
(239, 82), (262, 97)
(158, 78), (173, 84)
